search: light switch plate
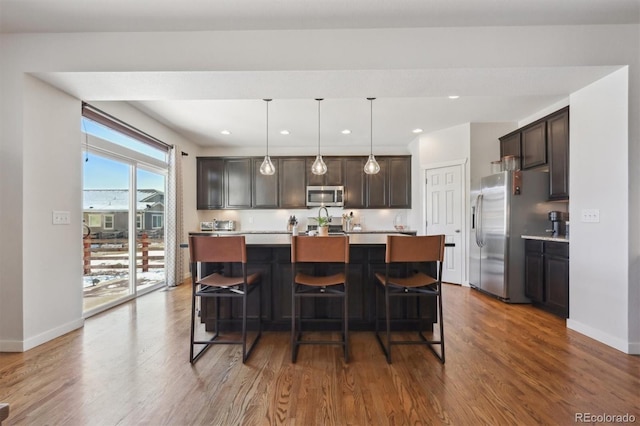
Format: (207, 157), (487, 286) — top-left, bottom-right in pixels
(581, 209), (600, 223)
(52, 210), (71, 225)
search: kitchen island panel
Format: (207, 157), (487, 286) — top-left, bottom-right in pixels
(192, 234), (437, 331)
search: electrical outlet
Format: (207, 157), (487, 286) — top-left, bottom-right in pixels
(581, 209), (600, 223)
(52, 210), (71, 225)
(249, 216), (254, 224)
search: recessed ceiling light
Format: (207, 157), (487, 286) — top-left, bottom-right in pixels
(280, 130), (290, 135)
(221, 130), (232, 135)
(412, 128), (423, 134)
(448, 95), (460, 99)
(341, 129), (352, 135)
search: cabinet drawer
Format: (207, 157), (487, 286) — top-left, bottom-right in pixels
(546, 242), (569, 258)
(525, 239), (544, 253)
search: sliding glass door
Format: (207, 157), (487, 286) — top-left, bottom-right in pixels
(82, 115), (168, 317)
(135, 167), (166, 294)
(83, 152), (134, 313)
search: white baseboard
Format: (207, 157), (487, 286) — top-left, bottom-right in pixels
(567, 319), (636, 354)
(0, 339), (24, 352)
(9, 318), (85, 352)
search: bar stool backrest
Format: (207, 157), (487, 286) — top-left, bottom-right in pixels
(291, 236), (350, 263)
(385, 235), (445, 264)
(189, 235), (247, 264)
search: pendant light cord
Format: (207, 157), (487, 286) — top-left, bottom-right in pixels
(368, 97), (376, 155)
(266, 99), (269, 156)
(316, 98), (323, 156)
(370, 98), (373, 155)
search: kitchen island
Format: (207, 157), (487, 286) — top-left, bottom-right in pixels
(188, 231), (436, 331)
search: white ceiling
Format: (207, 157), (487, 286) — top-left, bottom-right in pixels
(2, 0), (639, 32)
(3, 0), (639, 150)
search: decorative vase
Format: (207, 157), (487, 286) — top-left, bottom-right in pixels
(318, 225), (329, 237)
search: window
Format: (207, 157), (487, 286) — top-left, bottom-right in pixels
(103, 214), (114, 230)
(152, 214), (163, 229)
(136, 213), (143, 230)
(88, 214), (102, 227)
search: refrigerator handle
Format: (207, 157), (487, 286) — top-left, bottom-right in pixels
(475, 194), (484, 247)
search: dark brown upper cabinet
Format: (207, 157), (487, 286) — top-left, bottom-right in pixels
(224, 158), (252, 209)
(196, 157), (224, 209)
(547, 107), (570, 200)
(344, 157), (366, 208)
(498, 106), (569, 201)
(521, 121), (547, 169)
(499, 132), (521, 169)
(345, 156), (411, 209)
(306, 157), (344, 186)
(252, 157), (279, 208)
(197, 155), (411, 210)
(279, 157), (307, 208)
(366, 158), (388, 208)
(388, 156), (411, 208)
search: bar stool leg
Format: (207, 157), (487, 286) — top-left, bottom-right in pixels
(385, 286), (392, 364)
(291, 285), (296, 363)
(190, 285), (197, 362)
(242, 284), (248, 362)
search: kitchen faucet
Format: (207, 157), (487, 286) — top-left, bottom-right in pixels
(318, 206), (329, 220)
(316, 206), (331, 227)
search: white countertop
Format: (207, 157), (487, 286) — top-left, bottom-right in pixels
(188, 232), (404, 246)
(521, 235), (569, 243)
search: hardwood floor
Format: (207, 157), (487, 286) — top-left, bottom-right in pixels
(1, 283), (638, 425)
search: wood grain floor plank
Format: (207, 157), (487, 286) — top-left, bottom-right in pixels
(1, 283), (639, 425)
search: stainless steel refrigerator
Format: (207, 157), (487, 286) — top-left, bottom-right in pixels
(470, 170), (554, 303)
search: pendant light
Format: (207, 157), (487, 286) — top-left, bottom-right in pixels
(311, 98), (328, 175)
(364, 97), (380, 175)
(259, 99), (276, 175)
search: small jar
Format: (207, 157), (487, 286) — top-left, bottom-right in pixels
(490, 160), (503, 174)
(502, 155), (519, 171)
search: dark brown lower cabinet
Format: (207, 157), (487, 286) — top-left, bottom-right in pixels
(200, 244), (436, 331)
(524, 239), (569, 318)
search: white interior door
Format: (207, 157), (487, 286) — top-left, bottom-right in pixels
(426, 164), (464, 284)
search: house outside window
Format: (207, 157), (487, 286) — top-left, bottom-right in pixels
(151, 214), (163, 229)
(103, 214), (114, 230)
(136, 213), (143, 230)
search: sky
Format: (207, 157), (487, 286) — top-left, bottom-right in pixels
(82, 118), (166, 191)
(83, 153), (165, 190)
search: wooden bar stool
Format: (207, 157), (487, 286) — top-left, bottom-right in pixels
(290, 235), (350, 363)
(188, 235), (262, 363)
(374, 234), (446, 363)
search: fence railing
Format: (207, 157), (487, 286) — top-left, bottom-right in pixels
(83, 234), (164, 274)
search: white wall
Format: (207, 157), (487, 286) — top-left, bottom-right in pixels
(567, 68), (631, 352)
(469, 123), (517, 190)
(1, 24), (638, 352)
(21, 76), (85, 348)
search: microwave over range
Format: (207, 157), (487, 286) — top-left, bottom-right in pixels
(306, 185), (344, 207)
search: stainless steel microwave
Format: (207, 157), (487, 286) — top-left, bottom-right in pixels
(306, 185), (344, 207)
